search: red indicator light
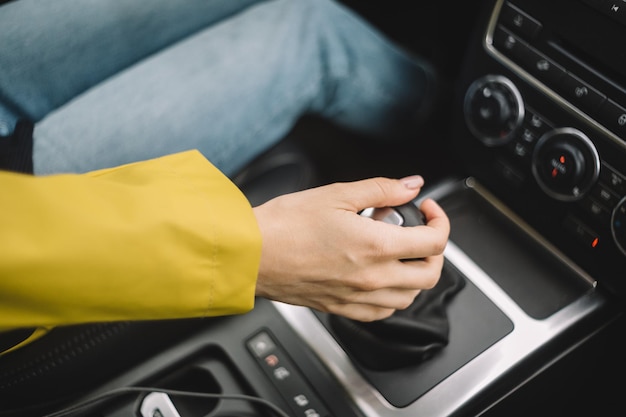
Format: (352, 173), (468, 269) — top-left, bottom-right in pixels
(264, 354), (279, 367)
(559, 155), (566, 164)
(591, 237), (599, 248)
(551, 168), (558, 177)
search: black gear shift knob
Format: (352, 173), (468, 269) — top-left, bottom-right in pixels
(360, 202), (425, 227)
(361, 203), (426, 261)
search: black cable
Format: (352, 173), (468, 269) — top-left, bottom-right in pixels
(40, 386), (291, 417)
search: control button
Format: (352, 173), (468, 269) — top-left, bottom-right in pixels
(600, 163), (626, 194)
(525, 110), (552, 134)
(247, 332), (277, 358)
(592, 183), (621, 208)
(515, 45), (566, 87)
(520, 127), (538, 143)
(499, 2), (543, 40)
(579, 196), (612, 225)
(493, 26), (527, 59)
(492, 29), (568, 91)
(264, 353), (280, 367)
(247, 331), (333, 417)
(508, 139), (532, 161)
(294, 394), (310, 407)
(273, 366), (291, 381)
(559, 73), (606, 115)
(563, 215), (601, 250)
(598, 0), (626, 25)
(596, 99), (626, 140)
(521, 110), (552, 142)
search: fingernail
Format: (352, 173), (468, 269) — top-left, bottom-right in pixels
(401, 175), (424, 190)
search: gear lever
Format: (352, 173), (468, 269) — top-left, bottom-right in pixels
(329, 202), (465, 371)
(359, 202), (425, 227)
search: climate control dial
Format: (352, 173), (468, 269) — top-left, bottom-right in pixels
(531, 127), (600, 201)
(464, 75), (525, 146)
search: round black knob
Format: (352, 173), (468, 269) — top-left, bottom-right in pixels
(611, 197), (626, 256)
(464, 75), (525, 146)
(531, 128), (600, 201)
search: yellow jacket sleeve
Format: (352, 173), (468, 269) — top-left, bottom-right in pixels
(0, 150), (262, 329)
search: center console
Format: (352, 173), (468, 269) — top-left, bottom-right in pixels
(65, 1), (625, 416)
(277, 0), (626, 414)
(456, 0), (626, 300)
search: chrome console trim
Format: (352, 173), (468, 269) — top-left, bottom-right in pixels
(273, 177), (612, 417)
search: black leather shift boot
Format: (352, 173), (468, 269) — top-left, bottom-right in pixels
(329, 260), (465, 371)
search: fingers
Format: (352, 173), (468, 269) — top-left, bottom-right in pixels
(322, 284), (425, 322)
(420, 198), (451, 240)
(319, 252), (445, 322)
(328, 176), (425, 212)
(327, 304), (398, 322)
(346, 254), (444, 292)
(325, 197), (449, 322)
(355, 197), (449, 263)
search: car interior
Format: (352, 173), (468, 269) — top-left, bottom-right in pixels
(1, 0), (625, 416)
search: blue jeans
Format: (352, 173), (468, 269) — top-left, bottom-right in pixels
(0, 0), (435, 176)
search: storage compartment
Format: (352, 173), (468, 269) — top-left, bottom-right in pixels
(438, 180), (594, 319)
(98, 347), (273, 417)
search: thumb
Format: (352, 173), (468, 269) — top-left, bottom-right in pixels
(338, 175), (425, 212)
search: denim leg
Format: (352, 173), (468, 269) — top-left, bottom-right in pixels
(31, 0), (435, 176)
(0, 0), (267, 129)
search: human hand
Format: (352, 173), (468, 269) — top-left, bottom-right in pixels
(252, 176), (450, 322)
